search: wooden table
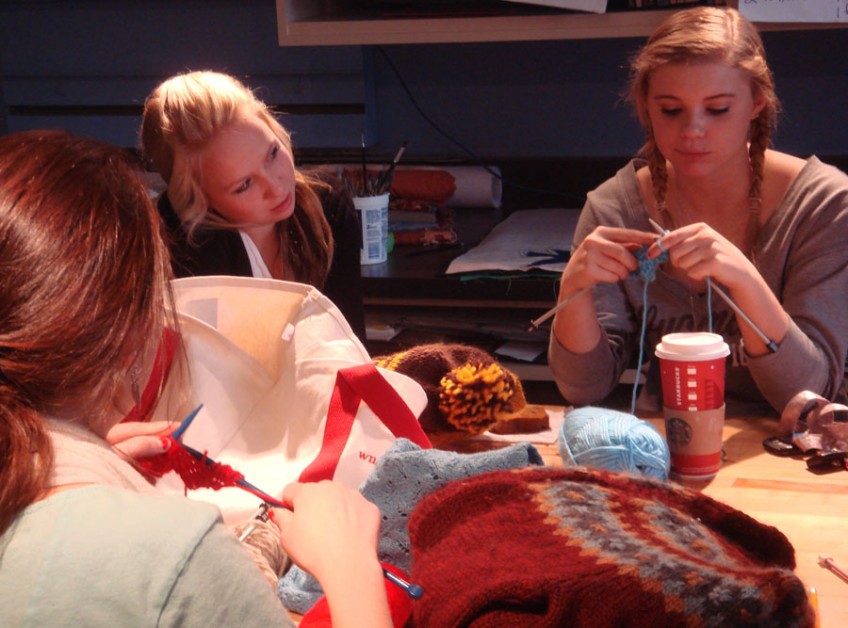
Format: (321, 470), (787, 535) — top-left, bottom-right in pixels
(511, 413), (848, 628)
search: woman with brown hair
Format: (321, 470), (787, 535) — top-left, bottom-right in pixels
(0, 130), (389, 627)
(548, 7), (848, 414)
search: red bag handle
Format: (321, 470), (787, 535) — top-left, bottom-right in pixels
(299, 363), (431, 483)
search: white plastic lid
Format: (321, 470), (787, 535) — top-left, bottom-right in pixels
(655, 332), (730, 361)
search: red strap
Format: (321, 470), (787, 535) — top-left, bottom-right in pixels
(299, 363), (431, 483)
(122, 327), (179, 424)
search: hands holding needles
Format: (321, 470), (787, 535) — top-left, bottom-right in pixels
(530, 218), (778, 353)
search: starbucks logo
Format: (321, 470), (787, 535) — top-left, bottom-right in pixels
(666, 417), (692, 447)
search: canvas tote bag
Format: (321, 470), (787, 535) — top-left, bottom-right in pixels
(154, 276), (428, 522)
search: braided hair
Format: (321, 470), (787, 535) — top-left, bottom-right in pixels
(627, 7), (780, 252)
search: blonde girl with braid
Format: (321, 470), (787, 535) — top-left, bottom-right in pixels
(549, 7), (848, 415)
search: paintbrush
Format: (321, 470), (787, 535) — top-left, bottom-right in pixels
(376, 140), (407, 194)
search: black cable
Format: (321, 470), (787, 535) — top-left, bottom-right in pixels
(374, 45), (585, 205)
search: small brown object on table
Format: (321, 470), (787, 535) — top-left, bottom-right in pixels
(489, 403), (550, 435)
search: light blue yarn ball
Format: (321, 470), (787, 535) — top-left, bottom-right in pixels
(558, 406), (670, 481)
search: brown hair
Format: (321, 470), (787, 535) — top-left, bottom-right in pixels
(627, 7), (779, 249)
(0, 130), (172, 534)
(140, 70), (333, 288)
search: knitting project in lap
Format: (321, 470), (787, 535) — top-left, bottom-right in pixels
(409, 466), (814, 627)
(277, 438), (543, 614)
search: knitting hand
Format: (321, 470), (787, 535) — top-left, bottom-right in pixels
(276, 481), (392, 627)
(106, 420), (173, 461)
(562, 226), (657, 292)
(276, 481), (382, 581)
(649, 221), (756, 289)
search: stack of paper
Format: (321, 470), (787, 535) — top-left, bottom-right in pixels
(445, 208), (581, 275)
(501, 0), (608, 13)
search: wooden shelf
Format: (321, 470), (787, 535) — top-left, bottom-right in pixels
(276, 1), (688, 46)
(276, 1), (847, 46)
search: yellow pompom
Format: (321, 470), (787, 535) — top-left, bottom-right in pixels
(438, 362), (521, 434)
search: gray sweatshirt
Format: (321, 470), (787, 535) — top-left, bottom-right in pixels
(549, 157), (848, 415)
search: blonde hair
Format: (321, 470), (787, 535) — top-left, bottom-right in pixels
(141, 71), (333, 287)
(627, 7), (779, 249)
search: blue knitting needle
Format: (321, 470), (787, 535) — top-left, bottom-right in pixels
(169, 405), (424, 599)
(171, 403), (204, 440)
(648, 218), (778, 353)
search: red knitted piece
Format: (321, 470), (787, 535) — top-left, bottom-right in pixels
(137, 438), (244, 491)
(409, 467), (815, 627)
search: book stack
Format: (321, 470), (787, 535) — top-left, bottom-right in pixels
(387, 169), (458, 246)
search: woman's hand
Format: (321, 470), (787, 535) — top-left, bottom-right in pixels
(275, 481), (391, 627)
(648, 222), (756, 289)
(649, 221), (789, 356)
(106, 420), (172, 461)
(561, 226), (658, 296)
(275, 481), (381, 580)
(552, 226), (657, 355)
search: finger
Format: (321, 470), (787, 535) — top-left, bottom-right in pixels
(281, 481), (307, 508)
(272, 507), (293, 529)
(596, 226), (659, 244)
(113, 434), (170, 461)
(106, 420), (173, 444)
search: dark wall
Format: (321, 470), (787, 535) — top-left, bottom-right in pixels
(1, 1), (846, 165)
(369, 27), (848, 160)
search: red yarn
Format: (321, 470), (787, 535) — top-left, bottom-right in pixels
(137, 437), (244, 491)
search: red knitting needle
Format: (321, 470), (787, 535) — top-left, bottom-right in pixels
(169, 405), (424, 600)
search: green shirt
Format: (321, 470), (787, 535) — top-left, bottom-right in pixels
(0, 485), (293, 627)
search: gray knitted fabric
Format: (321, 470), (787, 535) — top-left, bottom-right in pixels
(277, 438), (543, 614)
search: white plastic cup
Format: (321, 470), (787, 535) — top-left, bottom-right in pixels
(353, 193), (389, 265)
(655, 332), (730, 480)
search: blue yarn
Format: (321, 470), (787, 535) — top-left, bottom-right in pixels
(706, 277), (713, 332)
(628, 244), (669, 414)
(558, 406), (670, 481)
(630, 244), (667, 283)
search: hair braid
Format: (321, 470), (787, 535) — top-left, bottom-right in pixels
(746, 110), (771, 251)
(645, 127), (672, 229)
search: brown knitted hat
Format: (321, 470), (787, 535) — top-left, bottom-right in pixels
(373, 343), (526, 435)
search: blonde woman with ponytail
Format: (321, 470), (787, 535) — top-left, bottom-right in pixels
(141, 70), (366, 340)
(549, 7), (848, 415)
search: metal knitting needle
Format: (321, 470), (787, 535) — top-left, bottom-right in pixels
(238, 502), (272, 543)
(818, 554), (848, 585)
(527, 286), (591, 332)
(647, 218), (778, 353)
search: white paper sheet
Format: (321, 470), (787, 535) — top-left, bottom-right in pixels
(445, 208), (580, 274)
(502, 0), (608, 14)
(740, 0), (847, 23)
